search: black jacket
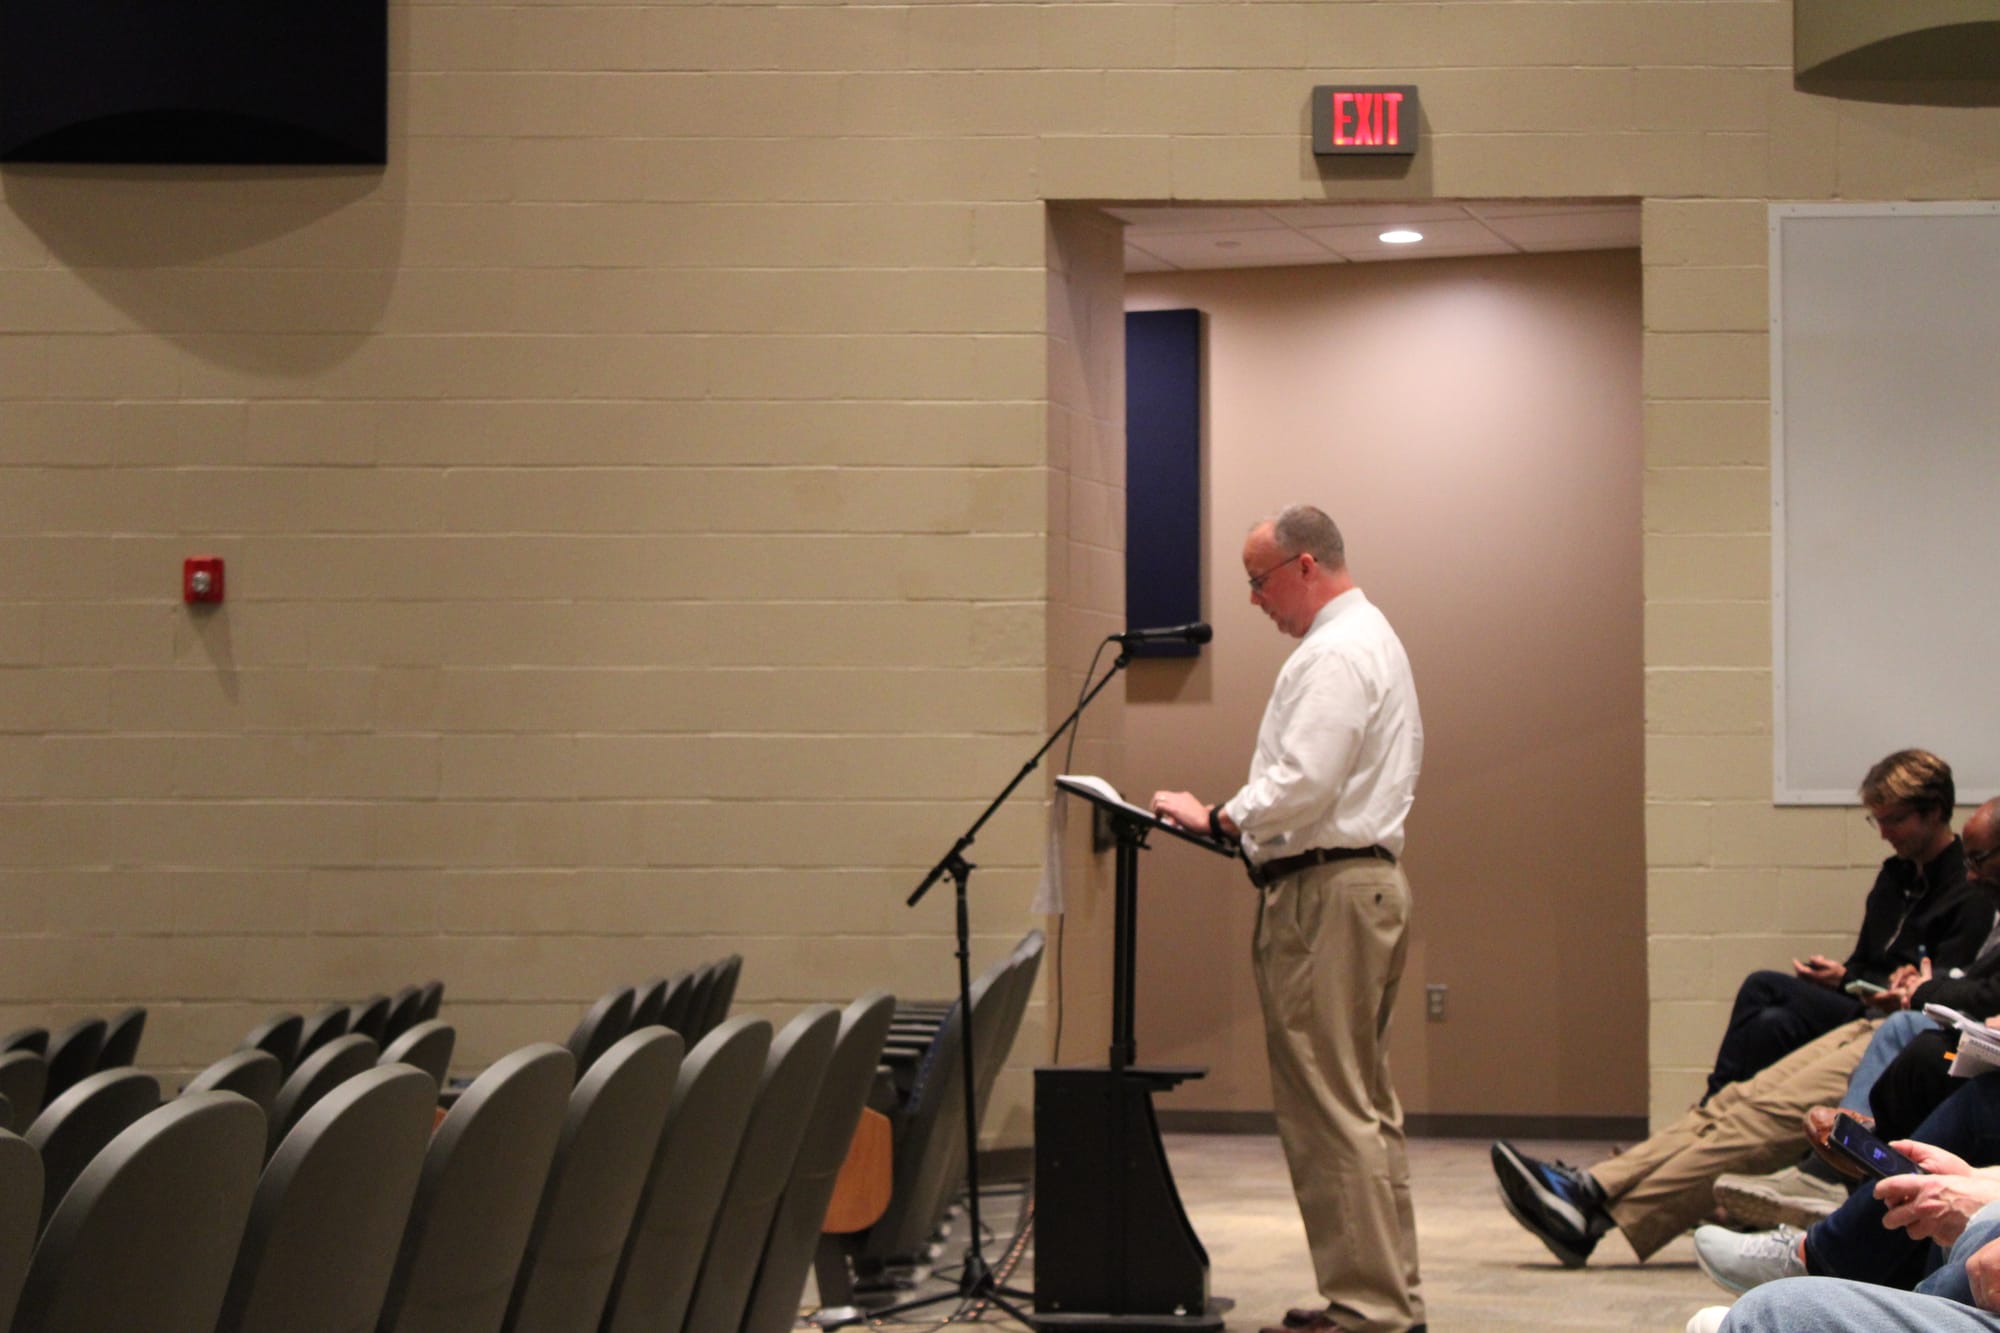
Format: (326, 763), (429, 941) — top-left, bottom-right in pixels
(1841, 839), (1985, 987)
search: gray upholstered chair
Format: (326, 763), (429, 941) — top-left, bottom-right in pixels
(183, 1050), (286, 1118)
(25, 1067), (161, 1232)
(843, 941), (1027, 1283)
(739, 991), (897, 1333)
(383, 985), (425, 1045)
(347, 995), (393, 1046)
(375, 1043), (574, 1333)
(0, 1129), (42, 1330)
(415, 980), (444, 1024)
(39, 1019), (106, 1105)
(656, 971), (698, 1037)
(95, 1006), (146, 1070)
(676, 963), (722, 1044)
(565, 987), (635, 1082)
(12, 1093), (265, 1333)
(629, 977), (671, 1032)
(215, 1065), (437, 1333)
(502, 1027), (684, 1333)
(0, 1050), (48, 1135)
(379, 1021), (456, 1090)
(601, 1016), (772, 1333)
(238, 1012), (305, 1076)
(0, 1029), (47, 1058)
(294, 1004), (351, 1069)
(267, 1033), (379, 1158)
(678, 1006), (838, 1333)
(689, 955), (744, 1045)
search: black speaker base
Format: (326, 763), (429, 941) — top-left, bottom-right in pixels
(1034, 1301), (1229, 1333)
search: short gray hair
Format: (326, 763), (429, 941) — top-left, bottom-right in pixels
(1270, 505), (1346, 569)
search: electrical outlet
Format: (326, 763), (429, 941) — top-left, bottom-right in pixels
(1425, 983), (1447, 1023)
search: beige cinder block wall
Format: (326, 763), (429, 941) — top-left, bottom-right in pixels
(5, 1), (2000, 1132)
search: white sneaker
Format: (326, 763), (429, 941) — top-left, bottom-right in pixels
(1685, 1307), (1730, 1333)
(1693, 1223), (1807, 1295)
(1713, 1164), (1849, 1229)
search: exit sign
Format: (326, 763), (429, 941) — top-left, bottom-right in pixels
(1312, 85), (1418, 156)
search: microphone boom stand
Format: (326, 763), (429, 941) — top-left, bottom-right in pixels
(881, 644), (1134, 1330)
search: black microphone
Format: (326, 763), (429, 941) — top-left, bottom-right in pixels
(1111, 621), (1212, 647)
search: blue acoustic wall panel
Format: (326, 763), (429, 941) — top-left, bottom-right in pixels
(1124, 308), (1205, 658)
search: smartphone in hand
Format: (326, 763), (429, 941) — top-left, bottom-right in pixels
(1826, 1113), (1928, 1179)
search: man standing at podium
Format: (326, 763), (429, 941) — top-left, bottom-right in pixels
(1153, 505), (1426, 1333)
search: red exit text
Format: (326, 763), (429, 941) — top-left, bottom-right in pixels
(1311, 85), (1420, 157)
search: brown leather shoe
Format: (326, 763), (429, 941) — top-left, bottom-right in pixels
(1804, 1106), (1872, 1182)
(1279, 1312), (1342, 1331)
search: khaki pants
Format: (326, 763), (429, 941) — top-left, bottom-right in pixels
(1594, 1015), (1880, 1259)
(1254, 857), (1422, 1333)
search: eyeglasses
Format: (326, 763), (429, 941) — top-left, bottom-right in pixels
(1865, 808), (1921, 830)
(1969, 844), (1999, 871)
(1247, 553), (1303, 593)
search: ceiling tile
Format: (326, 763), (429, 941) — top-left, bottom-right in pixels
(1132, 227), (1339, 270)
(1296, 216), (1516, 261)
(1106, 206), (1293, 234)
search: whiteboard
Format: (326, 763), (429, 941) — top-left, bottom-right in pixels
(1771, 203), (2000, 804)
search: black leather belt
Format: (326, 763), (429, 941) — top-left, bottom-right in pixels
(1249, 844), (1395, 888)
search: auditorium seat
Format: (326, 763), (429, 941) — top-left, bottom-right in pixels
(379, 1021), (455, 1090)
(0, 1129), (40, 1329)
(266, 1034), (378, 1158)
(382, 985), (425, 1045)
(375, 1043), (574, 1333)
(0, 1029), (47, 1058)
(415, 980), (445, 1025)
(214, 1066), (436, 1333)
(503, 1027), (683, 1333)
(347, 995), (393, 1046)
(601, 1016), (771, 1333)
(0, 1050), (48, 1135)
(95, 1007), (146, 1071)
(740, 991), (897, 1333)
(694, 954), (744, 1044)
(657, 971), (698, 1037)
(679, 1006), (839, 1333)
(630, 977), (671, 1032)
(294, 1005), (351, 1070)
(12, 1093), (264, 1333)
(25, 1068), (162, 1233)
(40, 1019), (106, 1105)
(237, 1013), (304, 1077)
(834, 931), (1042, 1296)
(184, 1051), (285, 1118)
(565, 986), (636, 1081)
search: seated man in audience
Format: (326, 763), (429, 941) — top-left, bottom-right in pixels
(1691, 1100), (2000, 1330)
(1712, 798), (2000, 1230)
(1702, 749), (1981, 1102)
(1491, 761), (1985, 1268)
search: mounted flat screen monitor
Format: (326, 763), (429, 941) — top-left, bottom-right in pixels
(0, 0), (387, 164)
(1771, 203), (2000, 803)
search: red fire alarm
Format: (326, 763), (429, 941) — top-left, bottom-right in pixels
(183, 555), (225, 605)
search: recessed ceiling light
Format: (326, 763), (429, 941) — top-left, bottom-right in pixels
(1379, 229), (1423, 244)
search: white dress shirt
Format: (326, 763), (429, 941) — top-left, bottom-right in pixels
(1221, 588), (1423, 862)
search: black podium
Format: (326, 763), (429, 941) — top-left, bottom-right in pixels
(1034, 778), (1235, 1332)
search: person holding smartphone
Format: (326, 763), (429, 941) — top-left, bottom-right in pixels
(1703, 750), (1985, 1103)
(1694, 1132), (2000, 1330)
